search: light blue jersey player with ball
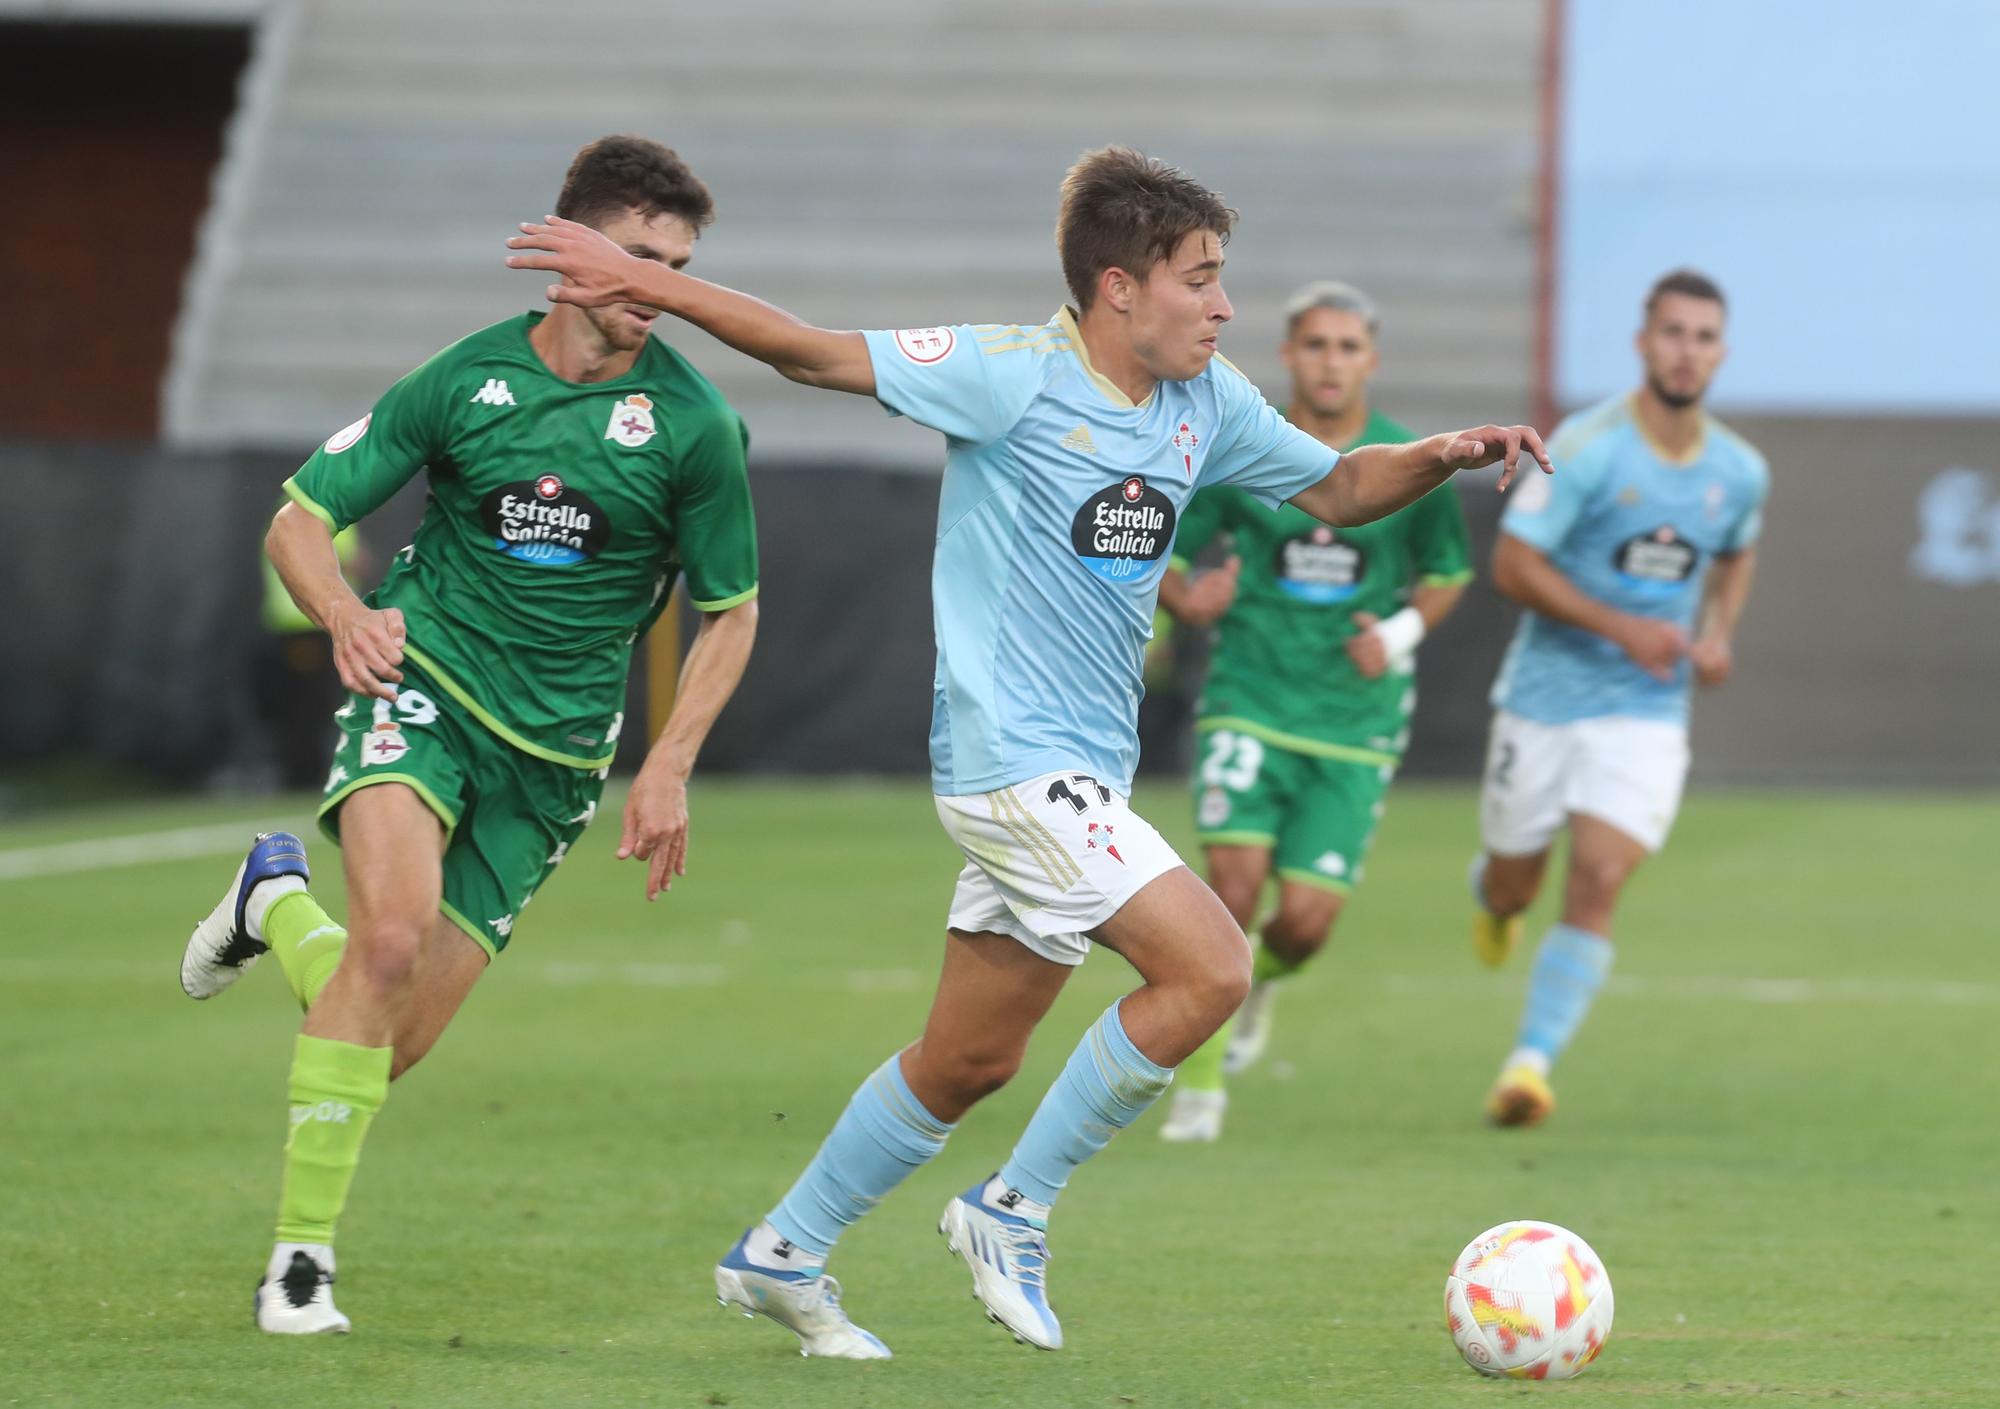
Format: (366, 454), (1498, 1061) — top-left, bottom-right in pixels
(1473, 270), (1768, 1128)
(510, 146), (1550, 1356)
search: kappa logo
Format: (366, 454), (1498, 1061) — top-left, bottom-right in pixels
(324, 764), (349, 792)
(1060, 423), (1098, 456)
(605, 393), (657, 448)
(489, 914), (515, 938)
(470, 378), (517, 407)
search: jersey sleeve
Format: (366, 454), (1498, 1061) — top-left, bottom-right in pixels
(1723, 450), (1771, 552)
(1498, 418), (1607, 553)
(860, 325), (1045, 445)
(673, 407), (760, 611)
(284, 358), (449, 532)
(1412, 483), (1475, 586)
(1201, 361), (1339, 508)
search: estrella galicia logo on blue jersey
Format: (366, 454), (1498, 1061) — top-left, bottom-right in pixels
(1274, 525), (1366, 603)
(1613, 525), (1698, 596)
(1072, 476), (1175, 583)
(480, 474), (611, 565)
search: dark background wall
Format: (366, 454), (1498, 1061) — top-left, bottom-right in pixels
(0, 22), (250, 438)
(7, 425), (1993, 789)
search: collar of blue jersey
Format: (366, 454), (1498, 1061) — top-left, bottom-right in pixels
(1627, 392), (1708, 467)
(1054, 306), (1156, 412)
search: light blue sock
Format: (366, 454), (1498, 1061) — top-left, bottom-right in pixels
(1515, 923), (1615, 1066)
(769, 1053), (953, 1261)
(998, 999), (1174, 1208)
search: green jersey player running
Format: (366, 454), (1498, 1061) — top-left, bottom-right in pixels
(508, 147), (1546, 1358)
(178, 137), (761, 1334)
(1154, 282), (1472, 1143)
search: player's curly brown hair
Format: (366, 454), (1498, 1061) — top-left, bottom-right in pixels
(1056, 146), (1236, 311)
(556, 135), (714, 233)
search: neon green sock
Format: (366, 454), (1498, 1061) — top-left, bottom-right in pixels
(1178, 1020), (1231, 1093)
(265, 891), (348, 1011)
(1252, 942), (1304, 986)
(275, 1035), (391, 1245)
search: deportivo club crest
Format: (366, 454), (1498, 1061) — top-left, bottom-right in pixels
(604, 393), (657, 448)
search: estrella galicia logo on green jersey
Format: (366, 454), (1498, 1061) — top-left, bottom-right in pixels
(1072, 476), (1175, 583)
(1275, 525), (1365, 603)
(480, 474), (611, 565)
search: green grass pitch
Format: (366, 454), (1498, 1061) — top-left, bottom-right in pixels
(2, 781), (1996, 1407)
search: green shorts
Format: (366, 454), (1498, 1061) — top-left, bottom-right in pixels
(317, 659), (607, 956)
(1190, 724), (1396, 894)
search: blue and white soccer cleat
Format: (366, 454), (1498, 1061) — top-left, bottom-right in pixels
(180, 831), (310, 1000)
(714, 1229), (892, 1359)
(254, 1243), (350, 1334)
(939, 1178), (1062, 1350)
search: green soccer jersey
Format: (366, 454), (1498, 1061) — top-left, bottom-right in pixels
(1173, 409), (1471, 761)
(285, 312), (758, 769)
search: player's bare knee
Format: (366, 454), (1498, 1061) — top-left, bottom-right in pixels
(343, 920), (426, 1000)
(1567, 856), (1635, 916)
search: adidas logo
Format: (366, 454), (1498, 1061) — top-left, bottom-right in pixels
(470, 378), (516, 407)
(1059, 424), (1097, 456)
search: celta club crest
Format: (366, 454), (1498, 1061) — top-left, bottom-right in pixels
(604, 392), (657, 448)
(1172, 421), (1200, 479)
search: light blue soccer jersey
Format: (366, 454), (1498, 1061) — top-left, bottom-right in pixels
(1491, 394), (1769, 725)
(863, 310), (1338, 795)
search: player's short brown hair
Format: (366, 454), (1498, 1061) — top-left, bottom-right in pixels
(1645, 268), (1726, 318)
(1056, 146), (1236, 311)
(556, 135), (714, 232)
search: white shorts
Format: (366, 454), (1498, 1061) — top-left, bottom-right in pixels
(1479, 711), (1690, 856)
(934, 770), (1187, 966)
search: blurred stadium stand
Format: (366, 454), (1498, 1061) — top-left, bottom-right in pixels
(3, 0), (1993, 792)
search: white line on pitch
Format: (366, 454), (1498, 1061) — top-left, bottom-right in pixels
(0, 821), (307, 883)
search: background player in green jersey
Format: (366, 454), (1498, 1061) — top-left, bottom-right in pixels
(178, 137), (761, 1334)
(1155, 282), (1472, 1142)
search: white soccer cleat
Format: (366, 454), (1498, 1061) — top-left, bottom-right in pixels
(1158, 1088), (1227, 1143)
(939, 1180), (1062, 1350)
(714, 1230), (891, 1359)
(181, 831), (309, 1000)
(255, 1244), (350, 1334)
(1222, 982), (1277, 1075)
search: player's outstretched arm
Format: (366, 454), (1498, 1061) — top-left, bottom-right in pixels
(506, 217), (875, 395)
(266, 501), (405, 701)
(619, 599), (759, 902)
(1291, 426), (1552, 528)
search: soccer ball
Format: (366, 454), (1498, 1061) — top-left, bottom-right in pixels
(1444, 1220), (1613, 1380)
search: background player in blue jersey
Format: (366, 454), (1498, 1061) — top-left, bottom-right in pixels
(509, 146), (1549, 1356)
(1472, 270), (1767, 1128)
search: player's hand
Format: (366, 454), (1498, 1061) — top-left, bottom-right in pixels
(1179, 556), (1241, 625)
(1344, 611), (1389, 679)
(619, 760), (690, 902)
(1689, 633), (1733, 687)
(326, 603), (405, 701)
(1616, 616), (1689, 682)
(505, 215), (645, 309)
(1438, 425), (1555, 491)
